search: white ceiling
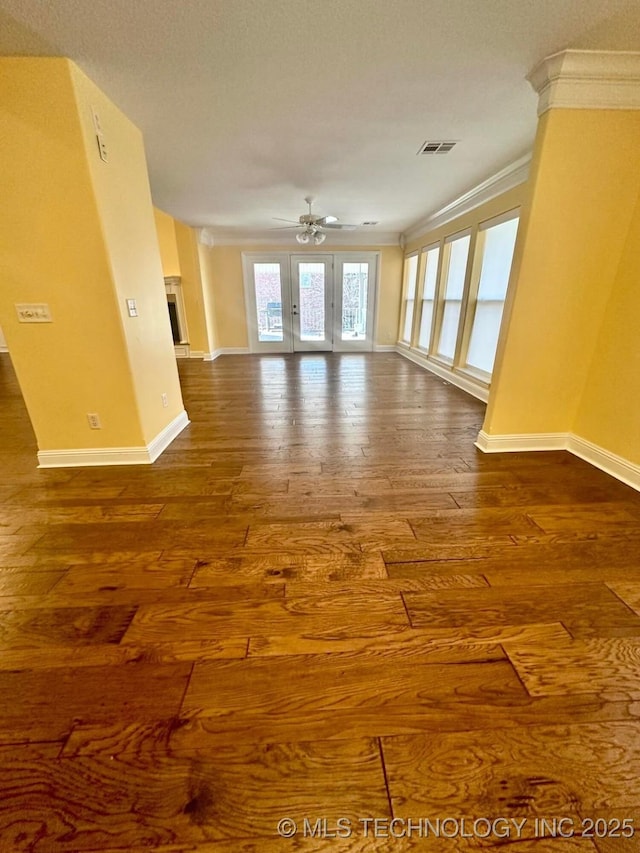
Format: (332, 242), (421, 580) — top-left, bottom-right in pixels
(1, 0), (639, 243)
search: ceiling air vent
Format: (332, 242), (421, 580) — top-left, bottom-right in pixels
(362, 221), (379, 226)
(418, 140), (457, 155)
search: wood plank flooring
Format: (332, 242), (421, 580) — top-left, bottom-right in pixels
(1, 351), (640, 851)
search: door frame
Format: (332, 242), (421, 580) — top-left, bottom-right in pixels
(332, 252), (379, 352)
(242, 251), (380, 354)
(241, 253), (293, 354)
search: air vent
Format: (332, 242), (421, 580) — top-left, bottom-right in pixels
(418, 140), (457, 155)
(361, 221), (379, 226)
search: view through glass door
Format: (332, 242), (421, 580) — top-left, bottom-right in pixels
(243, 252), (378, 353)
(291, 256), (333, 352)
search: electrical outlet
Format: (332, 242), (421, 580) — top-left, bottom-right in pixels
(87, 413), (102, 429)
(161, 393), (168, 408)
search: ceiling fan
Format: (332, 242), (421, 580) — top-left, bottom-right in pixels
(272, 196), (357, 244)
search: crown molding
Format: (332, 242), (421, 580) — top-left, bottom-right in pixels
(528, 49), (640, 116)
(199, 230), (401, 247)
(402, 154), (531, 245)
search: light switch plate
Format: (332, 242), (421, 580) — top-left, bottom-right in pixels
(15, 303), (52, 323)
(96, 132), (108, 162)
(126, 298), (138, 317)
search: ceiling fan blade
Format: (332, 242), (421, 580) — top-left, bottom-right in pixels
(268, 225), (302, 230)
(322, 223), (358, 230)
(272, 217), (301, 224)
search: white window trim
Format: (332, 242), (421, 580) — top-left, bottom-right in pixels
(432, 228), (474, 364)
(460, 208), (520, 375)
(414, 240), (442, 355)
(399, 251), (420, 346)
(401, 207), (521, 397)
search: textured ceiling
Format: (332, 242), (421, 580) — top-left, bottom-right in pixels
(1, 0), (639, 242)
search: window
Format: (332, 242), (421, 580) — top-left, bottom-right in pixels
(436, 233), (470, 361)
(417, 245), (439, 351)
(397, 207), (519, 395)
(465, 215), (519, 374)
(400, 253), (418, 345)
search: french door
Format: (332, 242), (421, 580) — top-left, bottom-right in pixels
(243, 253), (378, 353)
(291, 256), (333, 351)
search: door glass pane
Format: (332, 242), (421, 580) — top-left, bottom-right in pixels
(341, 262), (369, 340)
(299, 263), (326, 341)
(253, 263), (283, 342)
(466, 217), (519, 374)
(437, 235), (470, 360)
(418, 246), (439, 350)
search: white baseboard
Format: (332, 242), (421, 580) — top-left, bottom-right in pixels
(396, 345), (489, 403)
(207, 345), (402, 357)
(146, 409), (190, 462)
(189, 350), (206, 360)
(37, 409), (190, 468)
(568, 434), (640, 492)
(0, 346), (8, 354)
(204, 347), (250, 361)
(475, 429), (640, 492)
(174, 344), (190, 359)
(475, 430), (568, 453)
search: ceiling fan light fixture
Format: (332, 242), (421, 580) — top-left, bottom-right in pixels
(284, 198), (356, 245)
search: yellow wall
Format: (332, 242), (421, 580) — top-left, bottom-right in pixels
(0, 57), (142, 449)
(484, 108), (640, 437)
(153, 209), (212, 356)
(173, 222), (210, 355)
(375, 246), (404, 346)
(153, 208), (180, 276)
(0, 57), (185, 453)
(574, 184), (640, 464)
(201, 244), (403, 349)
(197, 244), (221, 355)
(71, 63), (184, 444)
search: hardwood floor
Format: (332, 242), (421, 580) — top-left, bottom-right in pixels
(1, 351), (639, 851)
